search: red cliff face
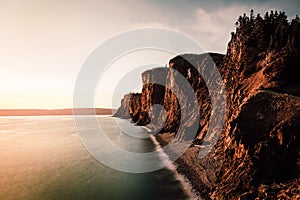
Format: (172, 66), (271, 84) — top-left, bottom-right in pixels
(113, 94), (131, 119)
(207, 12), (300, 199)
(113, 93), (142, 122)
(183, 12), (300, 199)
(114, 11), (300, 199)
(164, 53), (224, 140)
(128, 93), (142, 123)
(137, 67), (169, 126)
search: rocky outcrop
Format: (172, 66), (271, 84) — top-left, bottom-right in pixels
(207, 12), (300, 199)
(128, 93), (142, 123)
(137, 67), (169, 126)
(113, 93), (142, 120)
(113, 94), (131, 118)
(115, 11), (300, 199)
(210, 91), (300, 199)
(184, 11), (300, 199)
(163, 53), (224, 140)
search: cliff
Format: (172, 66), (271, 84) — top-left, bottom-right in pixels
(113, 94), (131, 118)
(113, 93), (142, 121)
(128, 93), (142, 122)
(137, 67), (169, 126)
(208, 11), (300, 199)
(164, 53), (224, 140)
(115, 11), (300, 199)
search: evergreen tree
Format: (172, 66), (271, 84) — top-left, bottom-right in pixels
(235, 20), (239, 27)
(264, 12), (269, 21)
(275, 10), (278, 18)
(256, 13), (262, 21)
(238, 15), (243, 25)
(270, 10), (274, 23)
(250, 9), (255, 23)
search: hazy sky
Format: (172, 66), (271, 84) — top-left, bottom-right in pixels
(0, 0), (299, 109)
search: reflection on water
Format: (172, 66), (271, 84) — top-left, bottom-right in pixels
(0, 116), (191, 200)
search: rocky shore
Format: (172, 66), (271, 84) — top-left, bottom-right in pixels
(114, 11), (300, 199)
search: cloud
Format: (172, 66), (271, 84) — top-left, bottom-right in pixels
(124, 1), (296, 53)
(188, 4), (272, 52)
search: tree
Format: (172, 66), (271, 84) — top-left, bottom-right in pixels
(264, 11), (269, 21)
(270, 10), (274, 23)
(231, 32), (235, 39)
(242, 13), (249, 24)
(256, 13), (263, 24)
(256, 13), (262, 20)
(236, 15), (243, 27)
(275, 10), (278, 18)
(235, 20), (239, 27)
(250, 9), (255, 23)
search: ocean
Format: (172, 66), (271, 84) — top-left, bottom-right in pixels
(0, 116), (198, 200)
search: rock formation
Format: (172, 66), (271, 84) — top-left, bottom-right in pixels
(206, 11), (300, 199)
(115, 11), (300, 199)
(128, 93), (142, 123)
(137, 67), (169, 126)
(113, 93), (142, 121)
(113, 94), (131, 118)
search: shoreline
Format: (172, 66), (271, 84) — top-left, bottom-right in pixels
(149, 134), (202, 200)
(113, 117), (214, 199)
(154, 133), (214, 200)
(141, 125), (203, 199)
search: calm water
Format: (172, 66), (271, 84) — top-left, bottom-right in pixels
(0, 116), (195, 200)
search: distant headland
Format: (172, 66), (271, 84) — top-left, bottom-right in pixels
(0, 108), (113, 116)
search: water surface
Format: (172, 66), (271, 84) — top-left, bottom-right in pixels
(0, 116), (191, 200)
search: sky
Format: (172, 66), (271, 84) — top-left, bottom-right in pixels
(0, 0), (299, 109)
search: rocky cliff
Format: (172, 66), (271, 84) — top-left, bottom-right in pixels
(115, 11), (300, 199)
(208, 11), (300, 199)
(164, 53), (225, 140)
(137, 67), (169, 126)
(128, 93), (142, 122)
(113, 94), (131, 118)
(113, 93), (142, 120)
